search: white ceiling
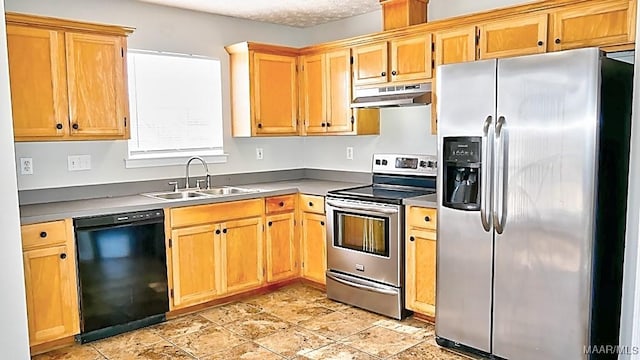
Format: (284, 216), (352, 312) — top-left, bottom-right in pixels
(138, 0), (381, 27)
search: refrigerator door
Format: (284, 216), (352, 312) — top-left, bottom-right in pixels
(492, 48), (600, 359)
(436, 59), (496, 353)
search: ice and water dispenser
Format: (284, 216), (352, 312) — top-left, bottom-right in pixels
(442, 137), (482, 211)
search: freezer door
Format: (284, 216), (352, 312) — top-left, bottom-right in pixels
(492, 48), (600, 360)
(436, 59), (496, 353)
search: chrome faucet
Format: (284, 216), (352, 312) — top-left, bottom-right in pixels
(185, 156), (210, 190)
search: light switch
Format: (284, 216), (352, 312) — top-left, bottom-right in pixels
(68, 155), (91, 171)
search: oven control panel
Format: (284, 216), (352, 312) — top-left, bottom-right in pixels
(372, 154), (437, 176)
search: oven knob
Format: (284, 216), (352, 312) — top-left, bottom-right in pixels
(419, 160), (427, 168)
(375, 159), (381, 165)
(381, 160), (388, 165)
(427, 160), (436, 168)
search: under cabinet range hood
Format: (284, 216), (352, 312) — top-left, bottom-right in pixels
(351, 83), (432, 108)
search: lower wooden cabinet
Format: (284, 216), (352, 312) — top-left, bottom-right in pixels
(301, 212), (327, 284)
(405, 206), (437, 317)
(21, 220), (80, 346)
(221, 217), (264, 294)
(265, 212), (298, 282)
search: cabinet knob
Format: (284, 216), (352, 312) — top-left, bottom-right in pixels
(268, 221), (273, 227)
(424, 216), (431, 222)
(308, 202), (313, 207)
(326, 123), (331, 127)
(381, 71), (386, 77)
(223, 228), (227, 234)
(279, 201), (284, 207)
(60, 253), (67, 259)
(321, 123), (326, 127)
(257, 123), (263, 129)
(537, 41), (544, 46)
(72, 123), (79, 130)
(40, 231), (47, 238)
(409, 236), (415, 242)
(391, 70), (397, 76)
(555, 38), (561, 44)
(320, 221), (325, 226)
(215, 229), (221, 235)
(55, 123), (63, 130)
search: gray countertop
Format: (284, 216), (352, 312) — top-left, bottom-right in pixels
(403, 193), (438, 208)
(19, 179), (365, 225)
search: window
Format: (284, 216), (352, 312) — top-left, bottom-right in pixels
(126, 50), (225, 167)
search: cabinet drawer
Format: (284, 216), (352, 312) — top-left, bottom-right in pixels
(21, 220), (68, 250)
(265, 194), (296, 214)
(300, 194), (325, 214)
(407, 206), (437, 230)
(171, 199), (263, 228)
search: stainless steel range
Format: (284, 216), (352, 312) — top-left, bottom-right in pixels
(325, 153), (437, 319)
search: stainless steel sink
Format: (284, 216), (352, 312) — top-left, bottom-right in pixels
(143, 186), (259, 201)
(196, 186), (258, 196)
(143, 191), (208, 201)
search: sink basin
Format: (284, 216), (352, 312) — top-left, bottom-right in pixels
(196, 186), (259, 196)
(144, 191), (208, 200)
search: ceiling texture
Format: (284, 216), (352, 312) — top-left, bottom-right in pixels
(138, 0), (381, 27)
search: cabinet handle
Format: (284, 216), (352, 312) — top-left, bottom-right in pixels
(391, 70), (397, 76)
(320, 221), (325, 226)
(223, 229), (227, 234)
(268, 221), (273, 227)
(409, 236), (415, 242)
(424, 216), (431, 222)
(40, 231), (47, 238)
(321, 123), (326, 127)
(279, 201), (284, 207)
(381, 71), (386, 76)
(555, 38), (561, 44)
(72, 123), (79, 130)
(55, 123), (63, 130)
(215, 229), (221, 235)
(537, 41), (544, 46)
(308, 202), (313, 207)
(257, 123), (263, 129)
(60, 253), (67, 259)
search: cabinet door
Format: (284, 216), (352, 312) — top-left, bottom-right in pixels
(325, 49), (353, 133)
(6, 26), (68, 140)
(221, 217), (264, 294)
(266, 212), (297, 282)
(352, 42), (388, 86)
(301, 212), (327, 284)
(405, 228), (437, 316)
(170, 225), (218, 308)
(301, 54), (326, 134)
(23, 245), (80, 345)
(551, 0), (635, 51)
(390, 33), (433, 82)
(253, 53), (298, 135)
(65, 33), (127, 138)
(434, 27), (477, 66)
(479, 14), (548, 59)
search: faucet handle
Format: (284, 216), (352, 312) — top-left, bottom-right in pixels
(168, 181), (179, 192)
(196, 179), (206, 190)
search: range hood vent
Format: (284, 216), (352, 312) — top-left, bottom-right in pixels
(351, 83), (432, 108)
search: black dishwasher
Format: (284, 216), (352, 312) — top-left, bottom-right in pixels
(74, 209), (168, 343)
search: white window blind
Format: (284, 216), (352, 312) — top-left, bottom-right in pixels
(127, 50), (224, 161)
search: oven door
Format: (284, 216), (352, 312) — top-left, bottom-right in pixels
(326, 197), (401, 287)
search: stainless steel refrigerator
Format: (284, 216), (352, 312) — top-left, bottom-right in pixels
(435, 47), (633, 360)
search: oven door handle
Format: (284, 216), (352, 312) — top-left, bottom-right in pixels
(326, 200), (399, 215)
(326, 272), (399, 296)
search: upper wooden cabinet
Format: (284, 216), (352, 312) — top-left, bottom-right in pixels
(226, 42), (299, 137)
(353, 33), (433, 87)
(5, 13), (133, 142)
(550, 0), (636, 51)
(479, 14), (548, 60)
(434, 27), (477, 66)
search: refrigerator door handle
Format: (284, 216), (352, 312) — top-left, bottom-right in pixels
(494, 116), (507, 234)
(481, 115), (493, 232)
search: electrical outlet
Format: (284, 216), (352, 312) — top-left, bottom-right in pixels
(20, 158), (33, 175)
(68, 155), (91, 171)
(346, 147), (354, 160)
(256, 148), (264, 160)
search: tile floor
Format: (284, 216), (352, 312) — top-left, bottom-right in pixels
(33, 283), (472, 359)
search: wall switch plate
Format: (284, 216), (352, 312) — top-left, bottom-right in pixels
(68, 155), (91, 171)
(346, 147), (354, 160)
(20, 158), (33, 175)
(256, 148), (264, 160)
